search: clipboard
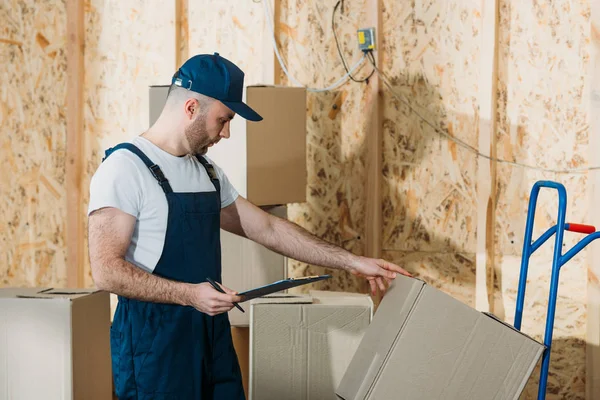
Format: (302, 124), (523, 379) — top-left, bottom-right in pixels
(238, 275), (331, 302)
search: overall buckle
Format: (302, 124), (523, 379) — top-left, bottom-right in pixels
(149, 164), (167, 185)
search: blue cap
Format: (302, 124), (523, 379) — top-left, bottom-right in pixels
(172, 53), (263, 122)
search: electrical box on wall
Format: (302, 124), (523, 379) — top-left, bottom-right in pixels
(357, 27), (376, 51)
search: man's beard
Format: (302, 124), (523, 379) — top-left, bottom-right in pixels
(184, 115), (210, 155)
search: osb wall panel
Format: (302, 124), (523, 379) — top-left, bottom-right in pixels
(383, 250), (476, 307)
(278, 0), (370, 294)
(495, 1), (590, 398)
(83, 0), (176, 288)
(187, 1), (271, 86)
(588, 1), (600, 396)
(0, 0), (68, 288)
(375, 0), (481, 306)
(381, 0), (480, 256)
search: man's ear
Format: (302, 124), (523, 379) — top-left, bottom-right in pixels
(184, 98), (198, 119)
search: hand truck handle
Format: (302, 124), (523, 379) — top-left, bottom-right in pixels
(565, 223), (596, 234)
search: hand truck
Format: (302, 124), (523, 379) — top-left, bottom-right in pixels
(514, 180), (597, 400)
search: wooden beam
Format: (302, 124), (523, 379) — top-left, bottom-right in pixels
(175, 0), (189, 67)
(273, 0), (282, 85)
(66, 0), (85, 288)
(588, 2), (600, 397)
(365, 0), (383, 261)
(475, 0), (500, 314)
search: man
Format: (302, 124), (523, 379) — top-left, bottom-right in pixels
(88, 53), (410, 400)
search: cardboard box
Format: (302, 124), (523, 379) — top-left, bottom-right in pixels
(231, 327), (250, 399)
(149, 85), (307, 206)
(336, 276), (545, 400)
(249, 291), (373, 400)
(243, 85), (307, 205)
(148, 85), (169, 127)
(0, 288), (112, 400)
(223, 205), (288, 327)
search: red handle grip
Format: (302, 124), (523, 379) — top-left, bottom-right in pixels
(566, 223), (596, 234)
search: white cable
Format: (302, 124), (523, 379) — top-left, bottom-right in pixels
(262, 0), (366, 92)
(369, 58), (600, 175)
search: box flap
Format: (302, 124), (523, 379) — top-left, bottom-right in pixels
(250, 294), (313, 305)
(336, 276), (425, 400)
(309, 291), (374, 315)
(0, 288), (101, 300)
(483, 312), (545, 348)
(247, 85), (306, 90)
(0, 288), (46, 299)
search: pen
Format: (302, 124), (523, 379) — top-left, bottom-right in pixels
(206, 277), (245, 313)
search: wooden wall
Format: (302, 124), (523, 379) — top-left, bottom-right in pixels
(378, 0), (480, 307)
(82, 0), (176, 288)
(1, 0), (68, 288)
(278, 0), (370, 293)
(0, 0), (595, 398)
(495, 1), (590, 397)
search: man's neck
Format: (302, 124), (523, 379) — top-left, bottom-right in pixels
(141, 129), (189, 157)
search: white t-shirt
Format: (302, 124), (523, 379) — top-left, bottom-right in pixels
(87, 136), (239, 273)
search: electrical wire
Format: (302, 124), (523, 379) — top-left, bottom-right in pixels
(332, 0), (375, 83)
(262, 0), (367, 92)
(258, 0), (598, 174)
(368, 57), (600, 175)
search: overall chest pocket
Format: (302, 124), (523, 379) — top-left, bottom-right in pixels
(165, 193), (222, 281)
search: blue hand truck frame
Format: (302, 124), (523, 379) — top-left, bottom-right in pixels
(515, 180), (598, 400)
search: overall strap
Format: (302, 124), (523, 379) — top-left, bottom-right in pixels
(103, 143), (173, 194)
(196, 156), (221, 204)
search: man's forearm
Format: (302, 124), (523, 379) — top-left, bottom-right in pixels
(258, 216), (361, 271)
(92, 258), (192, 305)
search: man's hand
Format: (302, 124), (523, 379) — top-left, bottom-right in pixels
(348, 257), (412, 297)
(185, 282), (243, 316)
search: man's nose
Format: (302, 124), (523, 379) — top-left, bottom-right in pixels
(220, 121), (231, 139)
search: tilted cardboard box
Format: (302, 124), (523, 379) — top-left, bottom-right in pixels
(336, 275), (544, 400)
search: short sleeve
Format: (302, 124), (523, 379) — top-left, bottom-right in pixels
(210, 160), (239, 208)
(87, 152), (145, 217)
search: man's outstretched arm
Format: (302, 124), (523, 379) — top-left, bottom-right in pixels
(221, 196), (411, 295)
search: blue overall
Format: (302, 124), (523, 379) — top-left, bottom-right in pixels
(105, 143), (245, 400)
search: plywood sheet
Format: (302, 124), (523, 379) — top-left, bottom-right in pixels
(495, 0), (590, 256)
(0, 0), (68, 287)
(278, 0), (370, 295)
(588, 1), (600, 397)
(382, 250), (476, 307)
(286, 88), (369, 294)
(495, 2), (591, 398)
(83, 0), (176, 287)
(187, 0), (272, 86)
(499, 255), (587, 400)
(380, 0), (480, 254)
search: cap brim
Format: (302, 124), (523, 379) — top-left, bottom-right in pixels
(222, 101), (263, 122)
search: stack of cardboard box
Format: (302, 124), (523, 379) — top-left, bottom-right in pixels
(151, 84), (309, 396)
